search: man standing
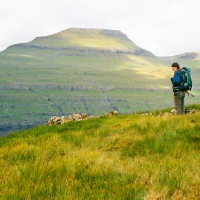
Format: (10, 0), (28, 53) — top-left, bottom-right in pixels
(171, 62), (185, 114)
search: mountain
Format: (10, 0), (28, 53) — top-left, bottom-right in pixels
(21, 28), (155, 56)
(0, 28), (165, 87)
(0, 28), (199, 135)
(159, 52), (198, 61)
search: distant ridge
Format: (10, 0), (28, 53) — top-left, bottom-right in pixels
(51, 28), (132, 40)
(9, 28), (155, 57)
(159, 52), (199, 61)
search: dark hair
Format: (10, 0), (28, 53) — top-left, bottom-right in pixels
(171, 62), (180, 69)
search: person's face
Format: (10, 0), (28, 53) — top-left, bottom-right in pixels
(172, 67), (178, 72)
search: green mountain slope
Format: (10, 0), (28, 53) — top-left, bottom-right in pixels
(159, 52), (200, 89)
(0, 28), (200, 135)
(1, 110), (200, 199)
(0, 28), (166, 87)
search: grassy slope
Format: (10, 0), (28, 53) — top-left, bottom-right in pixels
(0, 28), (200, 133)
(158, 52), (200, 90)
(0, 28), (169, 87)
(1, 107), (200, 199)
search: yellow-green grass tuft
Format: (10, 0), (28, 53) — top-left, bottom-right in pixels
(1, 111), (200, 199)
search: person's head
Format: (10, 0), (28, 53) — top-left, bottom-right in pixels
(171, 62), (180, 72)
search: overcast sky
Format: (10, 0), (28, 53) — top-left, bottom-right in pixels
(0, 0), (200, 56)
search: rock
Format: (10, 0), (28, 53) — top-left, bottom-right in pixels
(56, 120), (61, 125)
(65, 115), (73, 121)
(171, 109), (177, 115)
(72, 113), (82, 121)
(81, 113), (88, 119)
(50, 116), (57, 120)
(105, 110), (118, 116)
(48, 116), (62, 124)
(61, 116), (66, 121)
(46, 110), (119, 126)
(185, 108), (196, 114)
(60, 115), (74, 124)
(113, 110), (118, 115)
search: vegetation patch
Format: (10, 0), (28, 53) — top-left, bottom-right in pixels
(1, 107), (200, 199)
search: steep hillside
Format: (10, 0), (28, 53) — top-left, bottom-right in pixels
(1, 109), (200, 199)
(0, 28), (168, 87)
(0, 28), (200, 135)
(159, 52), (200, 90)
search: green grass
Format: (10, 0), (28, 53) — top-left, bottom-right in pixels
(1, 107), (200, 199)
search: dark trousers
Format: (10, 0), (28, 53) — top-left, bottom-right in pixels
(174, 91), (185, 114)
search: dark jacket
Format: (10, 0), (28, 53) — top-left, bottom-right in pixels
(171, 70), (181, 92)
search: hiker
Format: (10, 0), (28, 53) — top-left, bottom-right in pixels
(171, 62), (185, 114)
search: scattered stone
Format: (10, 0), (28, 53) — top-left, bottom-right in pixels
(66, 115), (73, 121)
(171, 109), (177, 115)
(45, 107), (199, 126)
(185, 108), (196, 114)
(46, 111), (118, 126)
(105, 110), (118, 117)
(81, 113), (88, 119)
(72, 113), (82, 121)
(61, 115), (73, 125)
(47, 116), (62, 125)
(51, 116), (60, 122)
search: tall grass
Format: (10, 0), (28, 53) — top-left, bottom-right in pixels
(1, 111), (200, 199)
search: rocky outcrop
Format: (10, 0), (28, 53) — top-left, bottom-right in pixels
(170, 108), (197, 115)
(185, 108), (197, 114)
(142, 108), (198, 117)
(46, 110), (118, 125)
(104, 110), (118, 117)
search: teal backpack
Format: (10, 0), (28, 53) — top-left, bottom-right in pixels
(179, 67), (192, 91)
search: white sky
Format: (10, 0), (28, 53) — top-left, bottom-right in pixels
(0, 0), (200, 56)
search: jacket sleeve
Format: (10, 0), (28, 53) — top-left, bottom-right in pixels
(171, 71), (181, 86)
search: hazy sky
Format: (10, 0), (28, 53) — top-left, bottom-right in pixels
(1, 0), (200, 56)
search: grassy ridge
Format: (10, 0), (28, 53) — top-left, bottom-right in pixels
(1, 107), (200, 199)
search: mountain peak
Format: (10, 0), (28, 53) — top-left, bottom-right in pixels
(51, 28), (130, 41)
(5, 28), (155, 57)
(27, 28), (141, 52)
